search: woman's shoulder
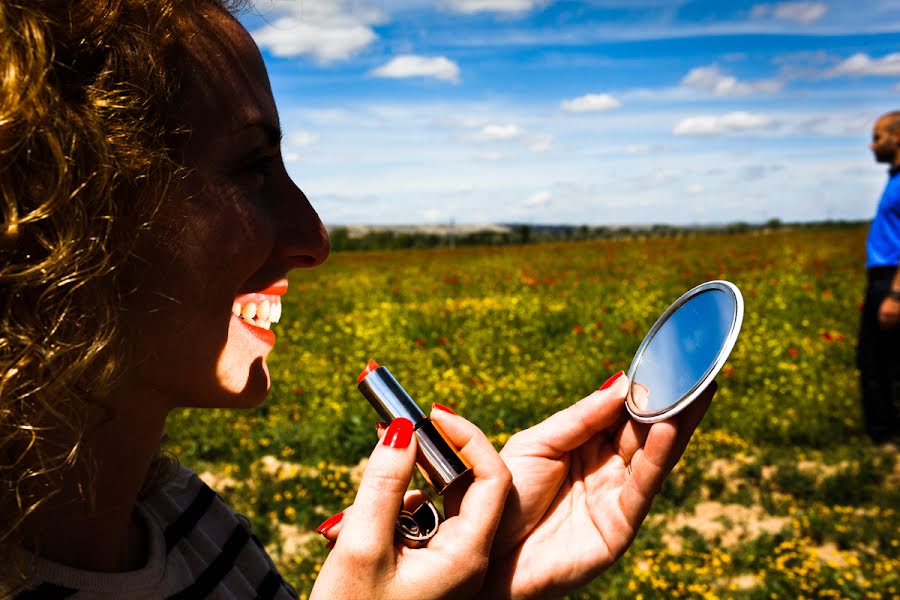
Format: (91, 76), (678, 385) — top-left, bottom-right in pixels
(139, 465), (300, 599)
(0, 467), (298, 599)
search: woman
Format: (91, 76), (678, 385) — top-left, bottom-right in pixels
(0, 1), (714, 597)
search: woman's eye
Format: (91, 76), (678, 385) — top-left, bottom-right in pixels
(237, 155), (276, 191)
(245, 155), (276, 175)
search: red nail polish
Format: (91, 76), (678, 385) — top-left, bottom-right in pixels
(383, 417), (414, 449)
(599, 370), (625, 391)
(316, 512), (344, 535)
(432, 403), (456, 415)
(376, 421), (388, 431)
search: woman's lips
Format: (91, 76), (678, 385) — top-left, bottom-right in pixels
(256, 279), (288, 296)
(234, 313), (276, 346)
(231, 278), (287, 346)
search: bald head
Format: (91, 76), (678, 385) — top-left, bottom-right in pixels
(872, 112), (900, 167)
(878, 111), (900, 133)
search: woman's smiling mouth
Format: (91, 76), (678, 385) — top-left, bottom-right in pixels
(231, 280), (288, 344)
(231, 297), (282, 330)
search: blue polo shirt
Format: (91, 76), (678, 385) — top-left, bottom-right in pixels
(867, 168), (900, 269)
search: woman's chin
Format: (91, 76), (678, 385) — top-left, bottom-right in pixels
(213, 354), (272, 408)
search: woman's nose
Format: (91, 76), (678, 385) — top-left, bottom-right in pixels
(273, 180), (330, 269)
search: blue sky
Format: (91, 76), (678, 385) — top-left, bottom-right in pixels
(240, 1), (900, 226)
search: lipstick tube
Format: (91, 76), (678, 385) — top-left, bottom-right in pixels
(358, 360), (472, 495)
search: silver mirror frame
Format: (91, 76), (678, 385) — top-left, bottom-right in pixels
(625, 280), (743, 423)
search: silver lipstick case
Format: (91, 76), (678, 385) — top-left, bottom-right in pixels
(358, 365), (472, 495)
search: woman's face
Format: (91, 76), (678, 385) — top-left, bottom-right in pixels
(124, 11), (329, 410)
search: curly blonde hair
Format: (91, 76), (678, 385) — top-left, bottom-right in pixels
(0, 0), (239, 549)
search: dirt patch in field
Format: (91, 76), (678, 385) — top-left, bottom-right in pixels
(199, 470), (239, 491)
(704, 455), (757, 496)
(657, 501), (788, 551)
(275, 524), (320, 558)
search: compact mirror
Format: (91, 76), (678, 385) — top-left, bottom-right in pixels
(626, 280), (743, 423)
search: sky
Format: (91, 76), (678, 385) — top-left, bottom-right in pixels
(239, 0), (900, 226)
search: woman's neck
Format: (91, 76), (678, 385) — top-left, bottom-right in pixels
(20, 389), (169, 573)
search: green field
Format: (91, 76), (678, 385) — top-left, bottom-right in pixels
(167, 225), (899, 599)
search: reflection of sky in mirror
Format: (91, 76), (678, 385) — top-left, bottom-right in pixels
(633, 289), (734, 414)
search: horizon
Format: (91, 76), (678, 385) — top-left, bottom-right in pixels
(239, 0), (900, 227)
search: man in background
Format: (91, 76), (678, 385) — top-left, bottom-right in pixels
(858, 110), (900, 444)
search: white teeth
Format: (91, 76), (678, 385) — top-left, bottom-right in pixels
(232, 298), (282, 328)
(270, 302), (281, 323)
(241, 302), (257, 320)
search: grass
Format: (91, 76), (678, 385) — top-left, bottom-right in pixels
(167, 225), (899, 599)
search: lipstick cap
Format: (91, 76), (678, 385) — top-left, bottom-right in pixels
(358, 365), (472, 495)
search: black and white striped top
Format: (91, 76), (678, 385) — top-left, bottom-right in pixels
(1, 468), (299, 599)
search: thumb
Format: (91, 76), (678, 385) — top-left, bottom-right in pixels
(335, 418), (418, 556)
(503, 371), (629, 457)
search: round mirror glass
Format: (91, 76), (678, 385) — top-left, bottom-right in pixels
(626, 280), (743, 423)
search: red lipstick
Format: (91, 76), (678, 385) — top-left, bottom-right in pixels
(358, 359), (380, 383)
(237, 317), (275, 345)
(357, 360), (471, 495)
(259, 279), (289, 296)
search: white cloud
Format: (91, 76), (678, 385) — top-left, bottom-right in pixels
(525, 191), (551, 206)
(750, 2), (828, 24)
(624, 144), (664, 154)
(895, 83), (900, 92)
(685, 184), (706, 194)
(681, 65), (783, 96)
(673, 112), (777, 136)
(423, 208), (442, 221)
(477, 152), (509, 161)
(372, 55), (461, 83)
(250, 2), (384, 64)
(560, 93), (621, 112)
(288, 131), (320, 147)
(467, 124), (552, 153)
(773, 2), (828, 23)
(528, 133), (553, 153)
(444, 0), (547, 14)
(827, 53), (900, 77)
(471, 123), (525, 141)
(464, 123), (553, 152)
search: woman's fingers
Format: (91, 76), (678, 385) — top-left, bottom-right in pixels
(617, 382), (716, 528)
(501, 373), (629, 458)
(333, 417), (419, 556)
(318, 490), (431, 543)
(429, 410), (512, 556)
(640, 381), (715, 474)
(317, 507), (349, 541)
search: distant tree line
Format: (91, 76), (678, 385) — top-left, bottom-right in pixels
(326, 219), (868, 252)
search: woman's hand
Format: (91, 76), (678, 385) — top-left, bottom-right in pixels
(311, 416), (512, 600)
(452, 372), (715, 599)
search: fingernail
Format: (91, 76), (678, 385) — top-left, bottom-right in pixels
(432, 402), (456, 415)
(383, 417), (414, 449)
(599, 370), (625, 391)
(376, 421), (388, 431)
(316, 511), (343, 536)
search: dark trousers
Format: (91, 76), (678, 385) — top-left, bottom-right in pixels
(856, 266), (900, 442)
